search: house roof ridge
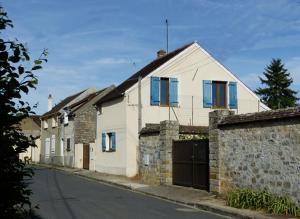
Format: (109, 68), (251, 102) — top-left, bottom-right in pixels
(41, 89), (86, 119)
(97, 42), (194, 104)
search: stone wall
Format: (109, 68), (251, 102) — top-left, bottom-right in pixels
(209, 108), (300, 204)
(74, 104), (97, 144)
(139, 121), (207, 185)
(139, 121), (179, 185)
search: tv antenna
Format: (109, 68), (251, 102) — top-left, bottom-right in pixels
(166, 19), (169, 53)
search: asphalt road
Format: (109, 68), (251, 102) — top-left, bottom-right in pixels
(29, 167), (229, 219)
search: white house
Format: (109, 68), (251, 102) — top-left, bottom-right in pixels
(93, 42), (269, 177)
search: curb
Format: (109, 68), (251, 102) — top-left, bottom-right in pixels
(33, 164), (274, 219)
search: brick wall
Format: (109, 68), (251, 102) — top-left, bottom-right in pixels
(209, 108), (300, 204)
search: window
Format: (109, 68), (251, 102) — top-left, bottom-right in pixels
(52, 117), (57, 127)
(64, 112), (68, 125)
(43, 120), (48, 129)
(150, 77), (178, 107)
(203, 80), (237, 109)
(212, 81), (227, 108)
(102, 132), (116, 152)
(51, 135), (55, 154)
(160, 78), (169, 106)
(66, 138), (71, 151)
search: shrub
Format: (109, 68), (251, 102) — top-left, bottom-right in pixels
(226, 189), (300, 217)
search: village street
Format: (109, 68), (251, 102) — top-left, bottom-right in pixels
(29, 167), (228, 219)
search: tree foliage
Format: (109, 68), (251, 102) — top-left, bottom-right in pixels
(0, 7), (47, 218)
(256, 58), (298, 109)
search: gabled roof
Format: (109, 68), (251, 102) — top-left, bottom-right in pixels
(97, 42), (194, 104)
(41, 89), (85, 119)
(68, 86), (114, 114)
(30, 115), (41, 127)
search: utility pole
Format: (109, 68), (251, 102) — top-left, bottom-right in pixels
(138, 75), (142, 133)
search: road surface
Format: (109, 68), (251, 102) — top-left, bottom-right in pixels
(29, 167), (228, 219)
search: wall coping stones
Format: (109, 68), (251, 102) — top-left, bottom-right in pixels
(218, 106), (300, 126)
(140, 123), (208, 136)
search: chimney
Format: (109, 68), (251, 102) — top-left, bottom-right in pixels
(48, 94), (52, 111)
(157, 49), (166, 58)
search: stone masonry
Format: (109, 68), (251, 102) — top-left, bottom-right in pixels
(209, 108), (300, 204)
(139, 121), (179, 185)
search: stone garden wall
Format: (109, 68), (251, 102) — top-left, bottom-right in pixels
(139, 121), (208, 185)
(209, 108), (300, 204)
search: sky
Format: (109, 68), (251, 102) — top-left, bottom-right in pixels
(3, 0), (300, 114)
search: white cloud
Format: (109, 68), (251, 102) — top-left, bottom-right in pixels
(92, 57), (131, 65)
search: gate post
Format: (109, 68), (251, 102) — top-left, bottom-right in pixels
(209, 110), (234, 193)
(159, 120), (179, 185)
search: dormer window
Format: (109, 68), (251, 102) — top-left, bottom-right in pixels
(43, 120), (48, 129)
(52, 117), (58, 127)
(64, 112), (68, 124)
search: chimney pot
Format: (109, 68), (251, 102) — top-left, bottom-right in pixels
(157, 49), (167, 58)
(48, 94), (52, 111)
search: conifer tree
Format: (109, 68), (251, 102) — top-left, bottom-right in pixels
(256, 58), (298, 109)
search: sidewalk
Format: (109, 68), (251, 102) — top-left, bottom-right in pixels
(34, 164), (287, 219)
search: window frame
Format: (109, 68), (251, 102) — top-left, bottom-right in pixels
(160, 77), (170, 107)
(212, 81), (227, 109)
(66, 138), (71, 152)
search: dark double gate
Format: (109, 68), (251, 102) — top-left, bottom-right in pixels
(172, 139), (209, 191)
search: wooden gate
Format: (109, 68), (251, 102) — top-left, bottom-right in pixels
(172, 139), (209, 191)
(83, 144), (90, 170)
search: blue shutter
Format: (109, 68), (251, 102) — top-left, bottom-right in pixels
(150, 76), (160, 106)
(101, 133), (106, 152)
(203, 80), (212, 108)
(111, 132), (116, 152)
(229, 81), (237, 109)
(169, 78), (178, 107)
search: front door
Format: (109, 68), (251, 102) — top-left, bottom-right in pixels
(83, 144), (90, 170)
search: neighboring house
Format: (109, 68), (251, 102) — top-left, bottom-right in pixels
(40, 86), (114, 167)
(94, 42), (269, 177)
(19, 115), (41, 163)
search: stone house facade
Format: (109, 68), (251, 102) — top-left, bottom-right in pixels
(40, 86), (114, 167)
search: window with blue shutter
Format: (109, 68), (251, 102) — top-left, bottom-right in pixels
(203, 80), (212, 108)
(170, 78), (178, 107)
(111, 132), (116, 152)
(101, 133), (106, 152)
(150, 76), (160, 105)
(229, 81), (237, 109)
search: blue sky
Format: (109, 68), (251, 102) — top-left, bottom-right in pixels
(3, 0), (300, 114)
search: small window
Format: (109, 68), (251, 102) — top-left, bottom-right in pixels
(66, 138), (71, 151)
(102, 132), (116, 152)
(43, 120), (48, 129)
(160, 78), (169, 106)
(64, 112), (68, 125)
(212, 81), (227, 108)
(52, 117), (57, 127)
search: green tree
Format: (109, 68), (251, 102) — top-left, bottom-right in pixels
(256, 58), (298, 109)
(0, 7), (47, 218)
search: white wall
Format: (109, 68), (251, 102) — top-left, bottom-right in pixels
(95, 98), (128, 175)
(126, 43), (263, 127)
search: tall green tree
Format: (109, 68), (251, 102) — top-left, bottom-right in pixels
(255, 58), (298, 109)
(0, 7), (47, 218)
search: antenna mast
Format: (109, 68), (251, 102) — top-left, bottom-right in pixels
(166, 19), (169, 53)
